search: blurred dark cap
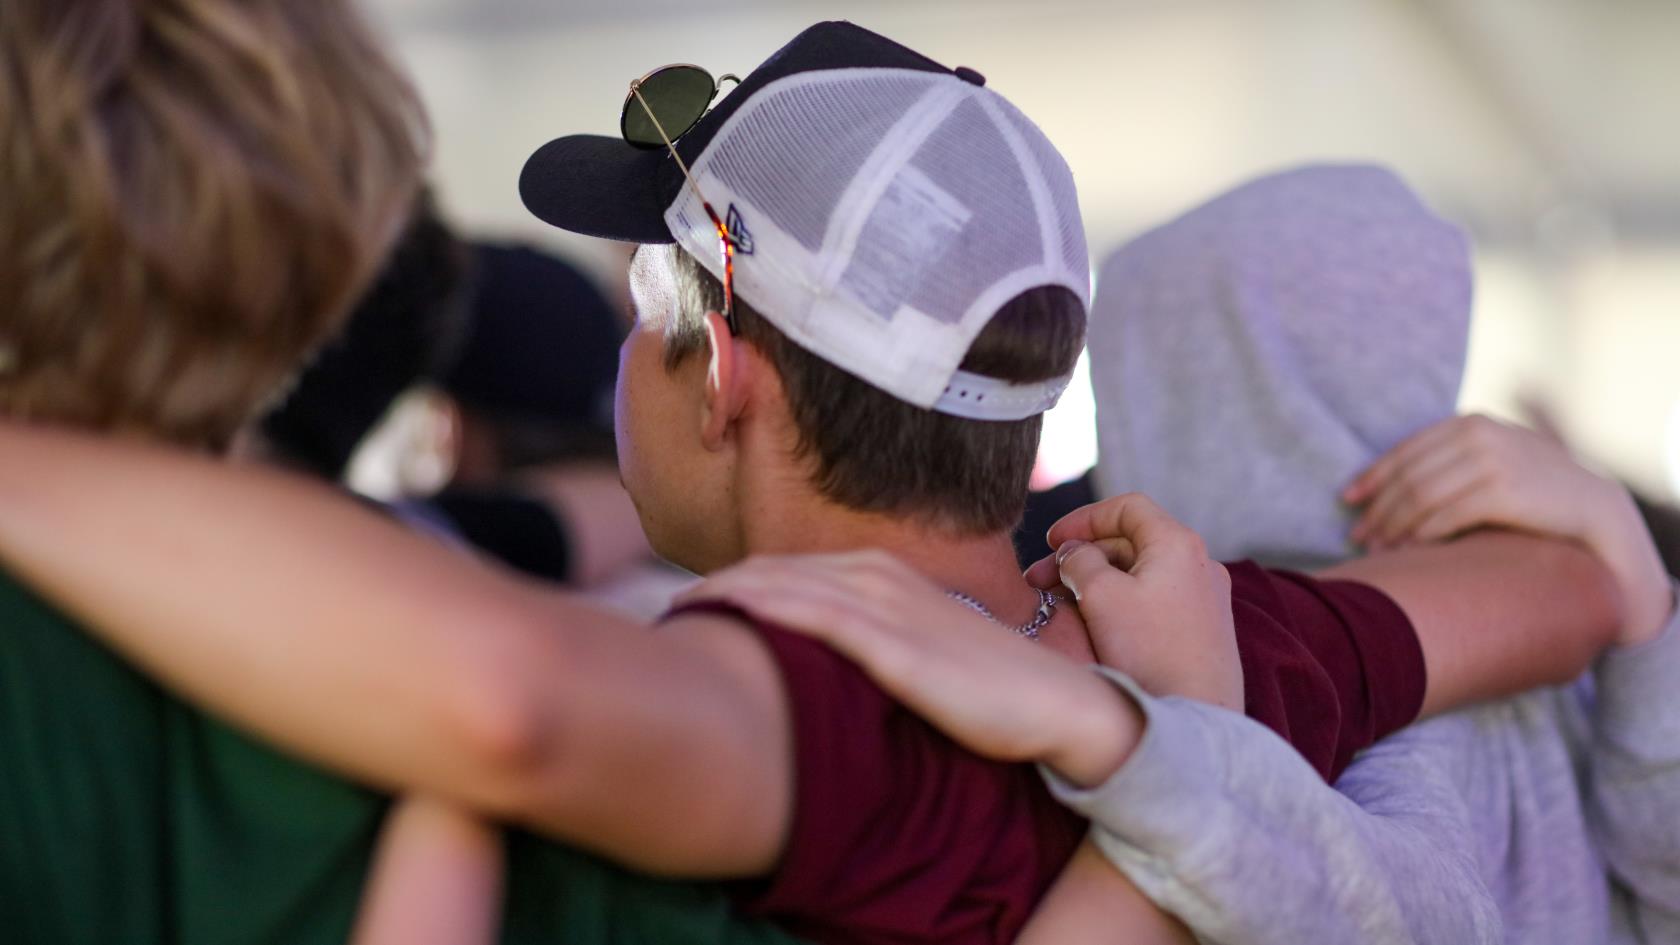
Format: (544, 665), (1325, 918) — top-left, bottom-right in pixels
(260, 190), (470, 478)
(441, 242), (625, 441)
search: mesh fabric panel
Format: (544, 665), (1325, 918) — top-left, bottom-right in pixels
(668, 68), (1089, 411)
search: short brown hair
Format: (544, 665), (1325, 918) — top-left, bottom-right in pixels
(666, 248), (1085, 535)
(0, 0), (428, 450)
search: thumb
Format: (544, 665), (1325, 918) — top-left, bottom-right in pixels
(1056, 540), (1127, 603)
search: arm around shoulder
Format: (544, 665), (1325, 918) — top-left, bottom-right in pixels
(483, 609), (795, 879)
(0, 425), (792, 878)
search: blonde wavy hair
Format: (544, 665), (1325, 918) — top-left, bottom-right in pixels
(0, 0), (428, 449)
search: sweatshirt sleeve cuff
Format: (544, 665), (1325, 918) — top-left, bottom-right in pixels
(1595, 578), (1680, 750)
(1038, 666), (1231, 872)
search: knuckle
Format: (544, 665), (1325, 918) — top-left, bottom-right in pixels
(1398, 479), (1423, 507)
(1065, 541), (1104, 564)
(1212, 562), (1233, 591)
(1086, 569), (1126, 596)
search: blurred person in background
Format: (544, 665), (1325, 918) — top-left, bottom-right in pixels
(440, 242), (622, 481)
(250, 195), (658, 594)
(420, 241), (664, 598)
(248, 187), (473, 482)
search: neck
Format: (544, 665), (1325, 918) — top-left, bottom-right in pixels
(714, 409), (1093, 662)
(750, 505), (1025, 604)
(738, 495), (1092, 662)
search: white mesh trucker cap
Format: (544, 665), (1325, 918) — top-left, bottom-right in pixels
(520, 21), (1090, 421)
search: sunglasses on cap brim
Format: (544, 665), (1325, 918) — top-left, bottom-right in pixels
(620, 64), (742, 331)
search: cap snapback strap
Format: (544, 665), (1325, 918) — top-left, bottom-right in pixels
(933, 369), (1071, 421)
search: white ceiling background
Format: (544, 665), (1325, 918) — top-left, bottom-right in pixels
(364, 0), (1680, 495)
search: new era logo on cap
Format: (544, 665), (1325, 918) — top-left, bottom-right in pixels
(725, 204), (755, 255)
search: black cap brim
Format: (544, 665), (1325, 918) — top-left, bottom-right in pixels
(518, 21), (952, 246)
(519, 134), (678, 244)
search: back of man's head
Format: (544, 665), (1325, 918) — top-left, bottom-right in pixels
(1090, 164), (1472, 567)
(0, 0), (427, 452)
(664, 248), (1083, 534)
(520, 21), (1090, 536)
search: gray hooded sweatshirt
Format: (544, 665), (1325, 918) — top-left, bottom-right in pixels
(1051, 164), (1680, 944)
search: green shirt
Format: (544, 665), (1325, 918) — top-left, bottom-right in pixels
(0, 571), (800, 945)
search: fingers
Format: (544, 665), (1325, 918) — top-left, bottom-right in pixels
(680, 560), (937, 688)
(678, 549), (1004, 660)
(1054, 540), (1133, 603)
(1409, 488), (1503, 544)
(1026, 536), (1136, 591)
(1351, 438), (1465, 536)
(672, 555), (798, 609)
(1351, 450), (1484, 549)
(1092, 536), (1140, 572)
(1344, 415), (1480, 506)
(682, 562), (858, 636)
(1045, 493), (1201, 566)
(676, 549), (907, 608)
(1023, 552), (1061, 590)
(1053, 528), (1208, 606)
(677, 555), (880, 638)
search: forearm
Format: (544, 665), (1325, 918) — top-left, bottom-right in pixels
(1016, 840), (1195, 945)
(1321, 531), (1622, 716)
(0, 427), (799, 874)
(1043, 669), (1501, 945)
(352, 797), (504, 945)
(1040, 668), (1149, 789)
(0, 426), (794, 876)
(0, 424), (603, 815)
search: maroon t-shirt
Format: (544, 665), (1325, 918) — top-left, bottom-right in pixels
(1226, 560), (1427, 781)
(671, 565), (1425, 945)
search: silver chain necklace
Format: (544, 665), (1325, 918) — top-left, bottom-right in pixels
(945, 588), (1059, 641)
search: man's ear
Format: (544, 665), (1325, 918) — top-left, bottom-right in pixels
(699, 311), (750, 451)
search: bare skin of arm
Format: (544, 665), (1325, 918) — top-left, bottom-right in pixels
(0, 423), (791, 877)
(351, 797), (504, 945)
(1017, 841), (1195, 945)
(1021, 491), (1624, 720)
(1321, 530), (1622, 717)
(1333, 415), (1667, 717)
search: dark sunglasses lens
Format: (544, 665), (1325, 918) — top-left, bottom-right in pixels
(622, 66), (717, 148)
